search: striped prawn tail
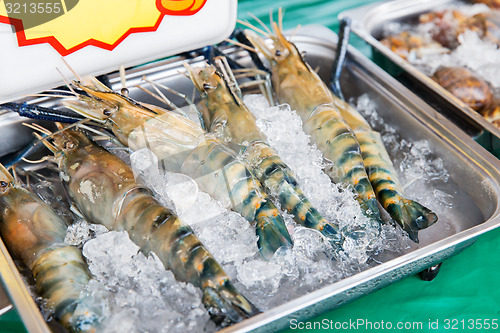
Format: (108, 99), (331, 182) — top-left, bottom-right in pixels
(385, 198), (438, 242)
(115, 192), (261, 326)
(203, 279), (261, 326)
(303, 104), (385, 226)
(358, 131), (438, 242)
(182, 138), (293, 260)
(247, 141), (341, 242)
(32, 246), (100, 332)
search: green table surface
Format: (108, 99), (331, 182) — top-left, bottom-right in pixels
(1, 1), (500, 332)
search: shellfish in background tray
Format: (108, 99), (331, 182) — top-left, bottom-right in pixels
(340, 0), (500, 156)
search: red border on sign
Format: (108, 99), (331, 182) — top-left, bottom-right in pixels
(0, 0), (207, 56)
(0, 14), (164, 56)
(156, 0), (207, 16)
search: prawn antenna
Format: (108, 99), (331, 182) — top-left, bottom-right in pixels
(25, 88), (76, 99)
(224, 38), (257, 54)
(56, 67), (78, 97)
(61, 57), (84, 82)
(269, 9), (274, 31)
(134, 85), (170, 105)
(147, 76), (197, 109)
(278, 7), (285, 33)
(10, 165), (19, 183)
(0, 164), (15, 182)
(21, 155), (51, 164)
(31, 132), (57, 156)
(24, 94), (75, 99)
(23, 118), (90, 146)
(76, 123), (124, 147)
(290, 24), (302, 40)
(119, 65), (129, 97)
(236, 19), (271, 38)
(23, 122), (52, 135)
(141, 76), (190, 118)
(247, 12), (272, 35)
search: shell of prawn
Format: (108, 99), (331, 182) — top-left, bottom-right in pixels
(0, 164), (98, 332)
(62, 78), (292, 260)
(185, 62), (341, 242)
(45, 128), (259, 325)
(244, 26), (384, 228)
(245, 24), (438, 242)
(328, 97), (438, 242)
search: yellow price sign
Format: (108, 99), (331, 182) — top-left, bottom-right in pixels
(0, 0), (207, 55)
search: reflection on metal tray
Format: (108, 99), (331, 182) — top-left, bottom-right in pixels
(1, 25), (500, 332)
(339, 0), (500, 156)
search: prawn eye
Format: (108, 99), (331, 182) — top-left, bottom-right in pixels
(120, 87), (129, 96)
(203, 83), (212, 91)
(64, 141), (75, 150)
(103, 109), (112, 116)
(275, 50), (282, 57)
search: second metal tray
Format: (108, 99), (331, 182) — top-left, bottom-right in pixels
(340, 0), (500, 155)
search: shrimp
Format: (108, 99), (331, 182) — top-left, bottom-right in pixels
(35, 126), (260, 326)
(325, 98), (438, 242)
(243, 21), (385, 228)
(0, 163), (99, 332)
(244, 17), (438, 241)
(58, 77), (292, 259)
(185, 62), (340, 242)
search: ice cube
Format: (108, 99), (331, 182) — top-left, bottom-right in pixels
(164, 172), (198, 216)
(65, 220), (108, 246)
(130, 148), (160, 182)
(236, 260), (282, 295)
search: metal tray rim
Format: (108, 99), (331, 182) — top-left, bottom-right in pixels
(221, 218), (500, 332)
(0, 238), (51, 333)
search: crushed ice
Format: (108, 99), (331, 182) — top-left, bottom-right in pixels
(64, 220), (108, 247)
(64, 229), (213, 333)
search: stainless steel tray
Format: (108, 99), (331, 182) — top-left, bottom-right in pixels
(1, 24), (500, 332)
(339, 0), (500, 144)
